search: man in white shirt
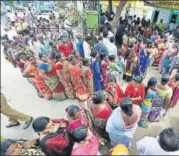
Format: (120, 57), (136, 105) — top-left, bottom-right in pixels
(83, 36), (91, 59)
(136, 128), (179, 155)
(106, 36), (117, 56)
(107, 26), (114, 40)
(103, 30), (110, 47)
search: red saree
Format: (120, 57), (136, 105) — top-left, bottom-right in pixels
(105, 82), (124, 105)
(24, 64), (53, 99)
(69, 64), (89, 101)
(124, 82), (145, 105)
(69, 107), (93, 132)
(38, 60), (66, 101)
(55, 61), (75, 99)
(81, 66), (94, 95)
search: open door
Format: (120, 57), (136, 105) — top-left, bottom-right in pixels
(170, 14), (177, 23)
(153, 10), (159, 23)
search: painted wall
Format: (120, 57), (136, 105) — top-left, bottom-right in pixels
(157, 8), (171, 24)
(152, 8), (178, 25)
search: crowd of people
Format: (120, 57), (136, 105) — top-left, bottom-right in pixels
(1, 6), (179, 156)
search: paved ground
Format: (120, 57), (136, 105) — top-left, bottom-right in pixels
(1, 14), (179, 155)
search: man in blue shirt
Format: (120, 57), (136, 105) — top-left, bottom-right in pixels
(76, 35), (84, 58)
(94, 36), (108, 57)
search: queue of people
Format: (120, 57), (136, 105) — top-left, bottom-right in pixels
(1, 7), (179, 156)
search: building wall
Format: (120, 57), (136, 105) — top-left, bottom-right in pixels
(157, 8), (171, 24)
(101, 1), (153, 20)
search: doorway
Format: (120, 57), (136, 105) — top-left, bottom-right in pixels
(153, 10), (159, 23)
(170, 14), (177, 23)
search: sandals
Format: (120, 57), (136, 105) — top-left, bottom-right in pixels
(6, 122), (20, 128)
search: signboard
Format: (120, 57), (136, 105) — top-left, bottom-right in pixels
(144, 1), (179, 10)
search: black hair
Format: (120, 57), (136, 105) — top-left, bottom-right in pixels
(83, 58), (89, 66)
(133, 75), (143, 83)
(55, 53), (61, 60)
(73, 125), (88, 142)
(66, 105), (80, 117)
(145, 77), (157, 94)
(110, 36), (115, 43)
(107, 25), (112, 31)
(32, 117), (50, 133)
(103, 30), (108, 38)
(92, 91), (104, 104)
(98, 36), (103, 41)
(90, 50), (98, 58)
(117, 50), (122, 56)
(159, 128), (179, 152)
(120, 97), (133, 116)
(161, 74), (170, 85)
(38, 53), (43, 59)
(68, 55), (75, 62)
(85, 36), (92, 42)
(175, 73), (179, 81)
(108, 77), (116, 83)
(109, 55), (115, 62)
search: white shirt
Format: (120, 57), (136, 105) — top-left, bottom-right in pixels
(107, 31), (114, 40)
(103, 38), (110, 47)
(106, 42), (117, 56)
(136, 136), (179, 155)
(34, 41), (43, 54)
(83, 40), (91, 59)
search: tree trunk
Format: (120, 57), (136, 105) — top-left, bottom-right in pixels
(111, 0), (127, 33)
(108, 0), (113, 14)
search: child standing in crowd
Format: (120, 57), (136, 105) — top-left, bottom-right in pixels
(109, 55), (120, 83)
(117, 51), (125, 85)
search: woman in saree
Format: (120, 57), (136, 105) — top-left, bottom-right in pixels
(17, 53), (29, 73)
(23, 56), (53, 99)
(100, 56), (110, 85)
(148, 74), (173, 122)
(81, 59), (94, 95)
(138, 77), (157, 128)
(149, 43), (158, 66)
(73, 50), (83, 66)
(105, 77), (123, 106)
(66, 104), (93, 132)
(68, 55), (89, 101)
(153, 37), (165, 66)
(124, 75), (145, 106)
(100, 55), (110, 88)
(124, 49), (138, 82)
(170, 67), (179, 80)
(38, 54), (67, 101)
(121, 41), (128, 58)
(90, 50), (104, 91)
(168, 73), (179, 108)
(55, 53), (75, 99)
(159, 45), (169, 73)
(87, 90), (112, 141)
(106, 97), (141, 147)
(72, 126), (100, 155)
(32, 117), (74, 156)
(134, 49), (150, 77)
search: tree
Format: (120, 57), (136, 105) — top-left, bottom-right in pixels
(111, 0), (127, 33)
(108, 0), (113, 14)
